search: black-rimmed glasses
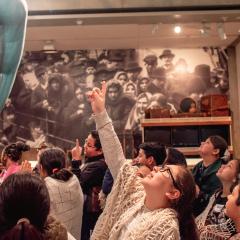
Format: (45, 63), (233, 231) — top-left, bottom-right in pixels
(84, 139), (96, 149)
(158, 167), (181, 192)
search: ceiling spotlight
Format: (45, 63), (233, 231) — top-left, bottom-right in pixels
(76, 19), (83, 25)
(217, 22), (227, 40)
(174, 25), (182, 34)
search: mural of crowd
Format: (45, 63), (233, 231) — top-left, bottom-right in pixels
(0, 48), (229, 152)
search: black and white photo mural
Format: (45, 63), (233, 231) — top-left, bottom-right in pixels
(0, 48), (229, 154)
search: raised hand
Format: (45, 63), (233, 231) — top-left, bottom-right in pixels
(71, 139), (82, 160)
(20, 160), (32, 173)
(87, 81), (106, 114)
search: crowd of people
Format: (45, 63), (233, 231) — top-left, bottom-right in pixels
(0, 82), (239, 240)
(0, 48), (229, 152)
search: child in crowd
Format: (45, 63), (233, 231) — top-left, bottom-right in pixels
(196, 159), (240, 239)
(87, 83), (199, 240)
(39, 147), (83, 240)
(0, 172), (75, 240)
(0, 141), (30, 183)
(192, 135), (228, 216)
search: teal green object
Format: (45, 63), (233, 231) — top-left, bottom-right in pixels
(0, 0), (28, 111)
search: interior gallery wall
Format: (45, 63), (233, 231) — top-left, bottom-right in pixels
(0, 47), (229, 153)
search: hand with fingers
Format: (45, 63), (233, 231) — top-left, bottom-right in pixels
(87, 81), (106, 114)
(71, 139), (82, 160)
(20, 160), (32, 173)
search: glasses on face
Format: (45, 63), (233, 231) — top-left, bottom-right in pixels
(84, 139), (96, 149)
(158, 167), (181, 192)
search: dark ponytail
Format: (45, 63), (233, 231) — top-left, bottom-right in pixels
(51, 169), (73, 181)
(172, 166), (199, 240)
(39, 147), (73, 181)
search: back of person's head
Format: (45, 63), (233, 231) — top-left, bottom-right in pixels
(171, 165), (198, 240)
(0, 173), (50, 239)
(208, 135), (228, 158)
(39, 147), (73, 181)
(1, 141), (30, 163)
(163, 148), (187, 167)
(90, 130), (102, 151)
(139, 142), (166, 166)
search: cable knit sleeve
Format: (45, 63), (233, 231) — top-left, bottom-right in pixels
(94, 109), (126, 179)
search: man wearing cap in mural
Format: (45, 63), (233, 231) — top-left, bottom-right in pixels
(147, 68), (168, 96)
(143, 54), (158, 78)
(125, 61), (142, 84)
(94, 63), (116, 87)
(159, 49), (175, 79)
(31, 65), (49, 118)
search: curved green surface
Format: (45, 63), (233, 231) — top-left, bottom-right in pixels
(0, 0), (28, 110)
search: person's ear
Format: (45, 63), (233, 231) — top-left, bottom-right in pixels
(212, 148), (220, 156)
(97, 148), (103, 155)
(165, 189), (181, 200)
(146, 156), (155, 166)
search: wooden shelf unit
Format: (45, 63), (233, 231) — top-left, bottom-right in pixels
(141, 116), (232, 156)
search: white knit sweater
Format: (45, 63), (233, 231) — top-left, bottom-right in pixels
(90, 110), (180, 240)
(45, 174), (84, 240)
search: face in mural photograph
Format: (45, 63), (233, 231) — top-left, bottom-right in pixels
(107, 86), (120, 103)
(22, 71), (39, 90)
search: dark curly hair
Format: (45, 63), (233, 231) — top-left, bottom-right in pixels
(1, 141), (30, 163)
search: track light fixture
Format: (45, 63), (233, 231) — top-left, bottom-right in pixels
(217, 22), (227, 40)
(151, 23), (160, 35)
(200, 22), (211, 37)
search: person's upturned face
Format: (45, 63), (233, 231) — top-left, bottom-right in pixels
(199, 138), (215, 158)
(225, 185), (240, 220)
(108, 86), (120, 102)
(216, 159), (239, 183)
(141, 165), (180, 200)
